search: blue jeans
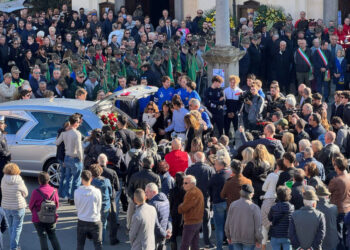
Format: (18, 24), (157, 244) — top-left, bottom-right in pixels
(213, 202), (227, 250)
(101, 210), (109, 242)
(115, 180), (123, 224)
(62, 156), (82, 199)
(5, 208), (25, 250)
(58, 160), (66, 198)
(270, 237), (291, 250)
(230, 243), (255, 250)
(316, 75), (329, 100)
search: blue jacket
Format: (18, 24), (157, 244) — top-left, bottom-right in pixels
(298, 157), (325, 181)
(160, 172), (175, 197)
(306, 124), (326, 141)
(148, 192), (172, 240)
(154, 87), (175, 110)
(208, 168), (232, 204)
(188, 90), (201, 104)
(91, 177), (112, 212)
(175, 87), (190, 107)
(268, 201), (294, 238)
(201, 111), (212, 129)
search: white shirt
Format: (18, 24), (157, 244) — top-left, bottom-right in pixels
(224, 86), (242, 100)
(74, 185), (101, 222)
(262, 171), (281, 199)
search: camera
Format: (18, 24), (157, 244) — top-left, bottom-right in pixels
(239, 90), (253, 102)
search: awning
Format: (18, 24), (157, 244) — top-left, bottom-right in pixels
(0, 0), (26, 13)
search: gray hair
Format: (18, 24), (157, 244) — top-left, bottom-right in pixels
(299, 139), (311, 151)
(98, 153), (108, 166)
(193, 152), (205, 163)
(303, 199), (317, 207)
(189, 98), (200, 108)
(280, 40), (286, 46)
(240, 189), (253, 199)
(303, 147), (314, 158)
(172, 19), (178, 24)
(145, 182), (159, 193)
(185, 175), (197, 185)
(285, 94), (296, 107)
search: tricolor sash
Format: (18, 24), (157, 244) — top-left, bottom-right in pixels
(297, 48), (313, 80)
(317, 48), (331, 81)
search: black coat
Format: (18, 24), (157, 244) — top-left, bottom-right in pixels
(127, 168), (161, 197)
(248, 43), (262, 77)
(290, 181), (304, 210)
(318, 144), (340, 176)
(272, 50), (293, 86)
(239, 46), (250, 78)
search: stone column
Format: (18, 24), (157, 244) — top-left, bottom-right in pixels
(114, 0), (125, 13)
(202, 0), (245, 88)
(215, 0), (231, 46)
(323, 0), (338, 25)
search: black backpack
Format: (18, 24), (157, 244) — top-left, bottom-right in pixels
(127, 152), (143, 184)
(36, 189), (57, 224)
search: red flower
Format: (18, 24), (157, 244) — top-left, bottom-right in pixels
(103, 120), (108, 124)
(111, 126), (116, 131)
(113, 117), (117, 122)
(109, 121), (114, 125)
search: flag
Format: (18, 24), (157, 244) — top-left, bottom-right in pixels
(205, 43), (211, 52)
(106, 60), (113, 91)
(176, 53), (182, 73)
(188, 55), (199, 82)
(68, 61), (72, 73)
(119, 62), (127, 78)
(137, 53), (142, 69)
(82, 63), (87, 77)
(167, 57), (174, 83)
(46, 70), (50, 82)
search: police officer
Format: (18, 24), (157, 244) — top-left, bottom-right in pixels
(10, 66), (24, 88)
(0, 116), (10, 204)
(205, 75), (225, 136)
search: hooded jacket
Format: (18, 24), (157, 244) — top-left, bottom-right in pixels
(148, 192), (172, 240)
(1, 174), (28, 210)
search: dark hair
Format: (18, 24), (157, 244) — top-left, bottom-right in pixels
(296, 119), (306, 130)
(294, 169), (305, 182)
(186, 81), (196, 90)
(142, 155), (154, 169)
(162, 76), (170, 82)
(305, 162), (319, 177)
(231, 159), (243, 174)
(247, 74), (256, 80)
(283, 152), (296, 164)
(334, 157), (347, 171)
(69, 114), (80, 125)
(104, 131), (115, 144)
(89, 164), (103, 177)
(117, 114), (128, 126)
(211, 75), (223, 83)
(172, 94), (183, 107)
(133, 137), (143, 149)
(311, 113), (321, 124)
(38, 171), (50, 185)
(276, 158), (286, 171)
(342, 90), (350, 100)
(276, 186), (292, 201)
(81, 170), (92, 182)
(331, 116), (343, 125)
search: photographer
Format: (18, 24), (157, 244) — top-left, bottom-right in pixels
(265, 81), (285, 118)
(243, 80), (264, 131)
(224, 75), (242, 137)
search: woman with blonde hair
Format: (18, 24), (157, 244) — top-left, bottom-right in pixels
(241, 147), (254, 167)
(184, 113), (201, 152)
(282, 132), (297, 153)
(142, 101), (159, 129)
(320, 108), (330, 131)
(1, 163), (28, 250)
(243, 144), (274, 206)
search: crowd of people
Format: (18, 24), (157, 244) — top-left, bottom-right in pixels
(0, 3), (350, 250)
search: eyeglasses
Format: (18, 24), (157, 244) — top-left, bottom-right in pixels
(197, 12), (203, 14)
(33, 72), (40, 74)
(125, 32), (130, 34)
(146, 27), (151, 29)
(25, 94), (31, 97)
(183, 182), (189, 185)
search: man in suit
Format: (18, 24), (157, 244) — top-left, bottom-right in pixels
(248, 34), (262, 79)
(313, 41), (333, 102)
(272, 40), (293, 93)
(161, 19), (175, 40)
(239, 37), (250, 89)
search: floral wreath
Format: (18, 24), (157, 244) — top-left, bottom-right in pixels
(204, 8), (235, 29)
(254, 5), (286, 30)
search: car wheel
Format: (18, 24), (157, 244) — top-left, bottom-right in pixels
(44, 159), (61, 188)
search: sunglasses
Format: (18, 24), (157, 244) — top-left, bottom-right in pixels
(25, 94), (31, 97)
(197, 12), (203, 14)
(183, 182), (189, 185)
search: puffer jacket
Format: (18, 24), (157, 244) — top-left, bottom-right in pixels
(148, 192), (172, 240)
(268, 201), (295, 238)
(1, 174), (28, 210)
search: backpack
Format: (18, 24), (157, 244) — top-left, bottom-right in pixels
(127, 152), (143, 184)
(345, 128), (350, 158)
(36, 189), (57, 224)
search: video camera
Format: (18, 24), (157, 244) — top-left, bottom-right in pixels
(284, 108), (302, 117)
